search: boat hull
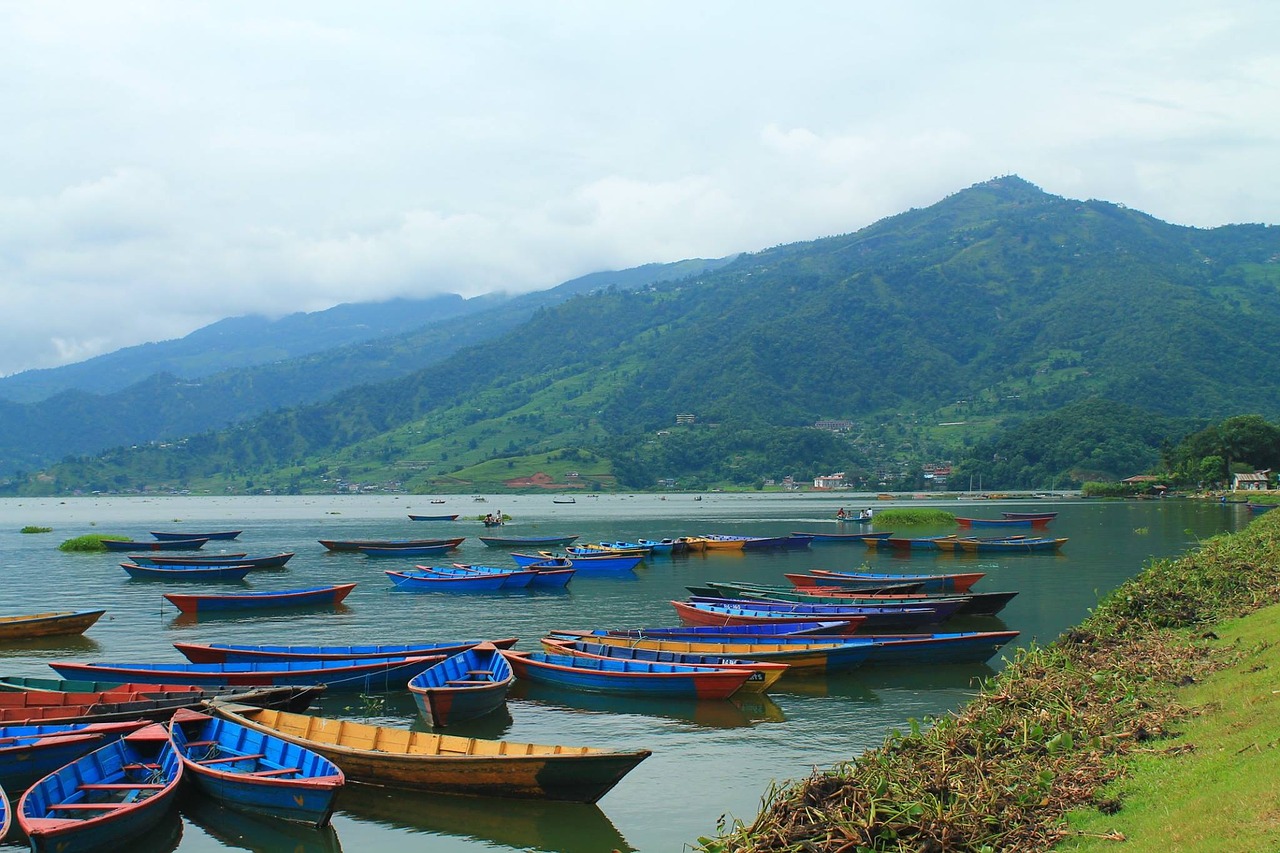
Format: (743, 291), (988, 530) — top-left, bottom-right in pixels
(407, 645), (513, 727)
(163, 584), (356, 614)
(0, 610), (105, 641)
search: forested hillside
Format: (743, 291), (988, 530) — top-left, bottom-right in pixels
(13, 176), (1280, 496)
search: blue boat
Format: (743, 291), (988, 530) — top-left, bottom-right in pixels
(150, 530), (242, 541)
(173, 637), (519, 664)
(539, 637), (789, 693)
(385, 569), (509, 592)
(499, 650), (752, 699)
(130, 552), (294, 569)
(120, 562), (253, 582)
(576, 621), (854, 639)
(169, 707), (343, 827)
(163, 583), (356, 614)
(101, 537), (209, 552)
(677, 597), (968, 629)
(0, 720), (150, 793)
(479, 534), (580, 548)
(426, 564), (537, 589)
(48, 655), (445, 692)
(511, 551), (642, 573)
(407, 643), (513, 727)
(359, 543), (460, 558)
(18, 722), (183, 853)
(523, 559), (576, 588)
(0, 782), (7, 843)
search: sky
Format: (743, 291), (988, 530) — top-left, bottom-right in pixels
(2, 2), (1278, 377)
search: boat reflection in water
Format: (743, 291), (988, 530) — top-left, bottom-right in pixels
(183, 793), (343, 853)
(168, 604), (354, 629)
(336, 784), (635, 853)
(508, 680), (785, 728)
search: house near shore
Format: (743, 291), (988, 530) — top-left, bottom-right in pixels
(1232, 470), (1272, 491)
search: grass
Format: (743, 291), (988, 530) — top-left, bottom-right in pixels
(58, 534), (126, 552)
(20, 526), (52, 534)
(868, 508), (956, 526)
(696, 512), (1280, 852)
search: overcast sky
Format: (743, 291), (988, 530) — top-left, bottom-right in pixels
(2, 2), (1277, 377)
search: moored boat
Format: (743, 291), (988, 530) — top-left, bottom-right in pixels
(407, 514), (460, 521)
(101, 537), (209, 552)
(120, 562), (253, 582)
(863, 534), (958, 550)
(673, 598), (961, 631)
(1000, 511), (1059, 520)
(547, 632), (874, 674)
(18, 723), (182, 853)
(791, 569), (986, 594)
(210, 702), (651, 803)
(162, 583), (357, 614)
(359, 543), (460, 558)
(539, 637), (788, 693)
(0, 720), (151, 793)
(429, 564), (538, 589)
(151, 530), (242, 541)
(318, 537), (465, 552)
(790, 530), (894, 543)
(130, 552), (294, 569)
(499, 649), (753, 699)
(407, 643), (513, 727)
(956, 536), (1068, 553)
(48, 655), (445, 692)
(480, 534), (580, 548)
(173, 637), (518, 664)
(385, 569), (509, 592)
(0, 610), (106, 641)
(169, 707), (344, 828)
(955, 516), (1048, 529)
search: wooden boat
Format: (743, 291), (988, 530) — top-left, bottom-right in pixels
(790, 530), (894, 543)
(674, 598), (964, 631)
(1247, 502), (1276, 513)
(162, 583), (357, 614)
(689, 582), (1018, 617)
(0, 610), (106, 641)
(120, 562), (253, 582)
(955, 517), (1048, 529)
(570, 541), (653, 556)
(318, 537), (464, 552)
(551, 497), (576, 504)
(1001, 511), (1059, 520)
(479, 534), (580, 548)
(863, 534), (958, 550)
(0, 681), (321, 708)
(687, 534), (749, 551)
(583, 621), (856, 640)
(539, 637), (788, 693)
(0, 720), (151, 794)
(499, 649), (753, 699)
(561, 629), (1019, 668)
(511, 551), (642, 573)
(791, 569), (986, 594)
(48, 655), (445, 692)
(956, 536), (1068, 553)
(169, 707), (344, 828)
(131, 552), (294, 569)
(0, 690), (214, 726)
(744, 534), (812, 550)
(359, 542), (460, 558)
(174, 637), (519, 664)
(210, 702), (650, 803)
(407, 643), (513, 727)
(430, 564), (537, 588)
(0, 783), (7, 842)
(636, 538), (683, 555)
(101, 537), (209, 552)
(521, 559), (576, 588)
(547, 633), (874, 674)
(150, 530), (242, 541)
(386, 569), (509, 592)
(408, 513), (460, 521)
(19, 723), (182, 852)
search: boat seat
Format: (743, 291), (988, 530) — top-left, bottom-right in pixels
(183, 740), (218, 747)
(197, 752), (266, 765)
(248, 767), (300, 777)
(49, 802), (131, 810)
(78, 783), (167, 791)
(122, 763), (160, 771)
(465, 670), (493, 675)
(445, 679), (492, 685)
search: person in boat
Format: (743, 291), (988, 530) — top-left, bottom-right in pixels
(836, 507), (847, 519)
(858, 508), (874, 521)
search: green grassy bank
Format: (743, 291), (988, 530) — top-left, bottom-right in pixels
(699, 513), (1280, 852)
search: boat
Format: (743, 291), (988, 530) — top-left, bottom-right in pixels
(0, 610), (106, 641)
(479, 534), (580, 548)
(741, 534), (811, 550)
(957, 514), (1044, 527)
(863, 534), (958, 550)
(0, 683), (323, 719)
(408, 513), (460, 521)
(210, 702), (651, 803)
(0, 720), (152, 793)
(519, 558), (576, 587)
(162, 583), (357, 614)
(689, 582), (1018, 617)
(583, 621), (856, 640)
(569, 541), (652, 556)
(130, 552), (294, 569)
(18, 722), (182, 852)
(510, 551), (642, 573)
(956, 536), (1068, 553)
(120, 562), (253, 582)
(499, 649), (754, 699)
(546, 633), (874, 674)
(680, 596), (969, 628)
(1000, 511), (1059, 521)
(1247, 502), (1276, 513)
(317, 537), (465, 552)
(687, 534), (750, 551)
(552, 497), (576, 504)
(636, 538), (683, 555)
(48, 655), (446, 692)
(358, 542), (461, 558)
(790, 569), (986, 594)
(169, 707), (344, 828)
(539, 637), (788, 693)
(790, 530), (894, 543)
(173, 637), (518, 664)
(406, 643), (513, 727)
(101, 537), (209, 552)
(150, 530), (242, 541)
(386, 569), (510, 592)
(431, 564), (538, 588)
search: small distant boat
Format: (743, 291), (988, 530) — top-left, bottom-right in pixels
(636, 538), (683, 555)
(955, 517), (1048, 529)
(174, 637), (518, 664)
(1247, 502), (1276, 513)
(1000, 511), (1059, 521)
(791, 569), (985, 594)
(548, 632), (873, 675)
(162, 584), (357, 614)
(0, 610), (106, 641)
(499, 650), (753, 699)
(385, 569), (509, 592)
(675, 598), (964, 630)
(791, 530), (893, 543)
(552, 497), (576, 504)
(131, 552), (294, 569)
(511, 551), (642, 573)
(358, 543), (460, 558)
(0, 720), (151, 794)
(120, 562), (253, 582)
(318, 537), (464, 552)
(407, 514), (460, 521)
(18, 723), (182, 853)
(407, 643), (513, 727)
(863, 534), (958, 550)
(211, 702), (651, 803)
(479, 534), (580, 548)
(430, 499), (446, 504)
(436, 564), (537, 589)
(539, 637), (788, 693)
(957, 536), (1067, 553)
(580, 621), (854, 640)
(101, 537), (209, 552)
(169, 707), (343, 828)
(151, 530), (242, 541)
(48, 656), (445, 692)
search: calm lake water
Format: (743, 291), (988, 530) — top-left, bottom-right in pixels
(0, 493), (1252, 852)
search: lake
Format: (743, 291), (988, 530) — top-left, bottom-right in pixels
(0, 493), (1251, 852)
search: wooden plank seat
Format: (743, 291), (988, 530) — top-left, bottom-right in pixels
(197, 752), (266, 765)
(78, 783), (166, 791)
(465, 670), (492, 675)
(445, 679), (493, 685)
(122, 763), (160, 771)
(49, 802), (131, 810)
(183, 740), (219, 747)
(247, 767), (300, 777)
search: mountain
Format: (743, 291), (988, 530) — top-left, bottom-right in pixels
(0, 257), (734, 476)
(14, 176), (1280, 496)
